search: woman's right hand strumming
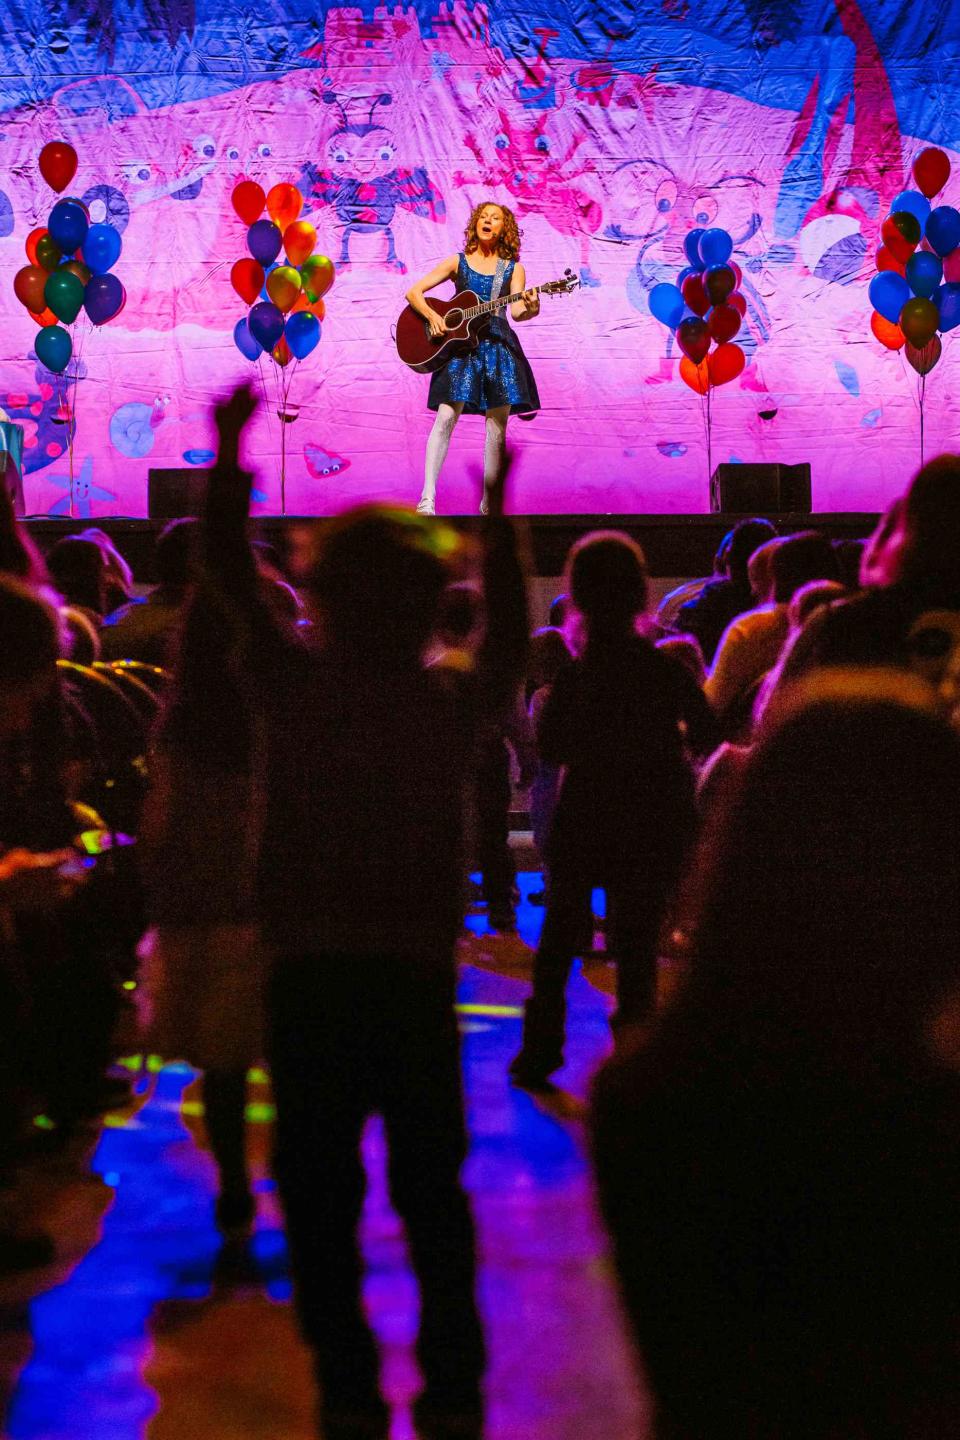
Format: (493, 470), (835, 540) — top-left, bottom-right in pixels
(426, 309), (447, 339)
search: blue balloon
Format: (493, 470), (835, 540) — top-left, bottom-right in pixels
(698, 227), (733, 266)
(35, 325), (73, 374)
(925, 205), (960, 258)
(868, 270), (911, 324)
(285, 310), (321, 359)
(905, 250), (943, 298)
(48, 199), (89, 254)
(648, 282), (685, 328)
(248, 301), (284, 351)
(84, 273), (125, 326)
(248, 219), (282, 265)
(934, 281), (960, 331)
(890, 189), (931, 226)
(82, 223), (122, 274)
(233, 317), (262, 361)
(683, 229), (705, 267)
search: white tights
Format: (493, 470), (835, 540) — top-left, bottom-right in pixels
(420, 403), (510, 511)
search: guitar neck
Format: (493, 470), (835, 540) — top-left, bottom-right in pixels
(463, 282), (549, 322)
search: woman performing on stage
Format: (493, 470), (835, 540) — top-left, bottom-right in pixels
(405, 201), (540, 515)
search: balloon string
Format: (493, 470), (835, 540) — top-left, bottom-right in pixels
(920, 371), (926, 469)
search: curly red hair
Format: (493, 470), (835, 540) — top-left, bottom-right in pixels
(464, 201), (521, 261)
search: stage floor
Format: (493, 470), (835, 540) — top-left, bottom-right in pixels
(26, 512), (878, 580)
(0, 876), (655, 1440)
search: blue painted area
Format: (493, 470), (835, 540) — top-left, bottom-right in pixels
(835, 360), (860, 396)
(182, 448), (215, 465)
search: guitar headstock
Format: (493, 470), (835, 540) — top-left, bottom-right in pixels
(542, 268), (581, 297)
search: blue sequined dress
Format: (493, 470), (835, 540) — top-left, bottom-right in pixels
(427, 254), (540, 416)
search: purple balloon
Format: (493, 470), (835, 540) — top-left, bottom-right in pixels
(248, 301), (284, 351)
(84, 272), (125, 326)
(233, 317), (263, 361)
(247, 219), (283, 265)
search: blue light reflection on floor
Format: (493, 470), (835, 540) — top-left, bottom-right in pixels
(3, 872), (639, 1440)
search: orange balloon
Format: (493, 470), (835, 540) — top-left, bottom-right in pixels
(707, 342), (746, 387)
(283, 220), (316, 266)
(272, 335), (293, 368)
(875, 244), (906, 276)
(267, 183), (302, 230)
(62, 259), (91, 286)
(870, 311), (905, 350)
(29, 307), (58, 327)
(679, 356), (711, 394)
(25, 227), (46, 265)
(301, 253), (335, 301)
(266, 264), (302, 313)
(292, 292), (326, 320)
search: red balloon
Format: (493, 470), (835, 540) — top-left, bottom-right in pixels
(676, 316), (710, 363)
(704, 264), (736, 306)
(876, 244), (906, 276)
(231, 257), (265, 305)
(14, 265), (48, 312)
(729, 260), (743, 288)
(680, 273), (709, 317)
(728, 291), (747, 317)
(881, 213), (919, 264)
(900, 296), (939, 348)
(707, 303), (742, 344)
(913, 147), (951, 200)
(272, 334), (293, 368)
(38, 141), (78, 193)
(905, 336), (941, 374)
(870, 311), (905, 350)
(232, 180), (266, 225)
(708, 342), (746, 387)
(679, 356), (711, 394)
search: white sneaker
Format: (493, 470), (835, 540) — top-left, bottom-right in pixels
(416, 495), (435, 515)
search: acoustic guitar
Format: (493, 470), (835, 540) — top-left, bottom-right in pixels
(395, 269), (580, 373)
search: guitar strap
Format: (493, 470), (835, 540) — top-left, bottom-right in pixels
(490, 256), (509, 304)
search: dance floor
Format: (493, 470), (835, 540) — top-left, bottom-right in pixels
(0, 874), (653, 1440)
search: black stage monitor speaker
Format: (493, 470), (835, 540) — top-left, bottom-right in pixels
(147, 467), (209, 519)
(710, 462), (811, 514)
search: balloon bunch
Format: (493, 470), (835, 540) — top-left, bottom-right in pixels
(648, 226), (748, 396)
(868, 148), (960, 393)
(230, 180), (335, 512)
(14, 141), (126, 378)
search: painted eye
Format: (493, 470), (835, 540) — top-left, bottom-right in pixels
(535, 136), (550, 153)
(333, 150), (348, 165)
(379, 147), (394, 163)
(122, 162), (152, 185)
(495, 133), (509, 150)
(193, 134), (216, 159)
(694, 194), (718, 225)
(226, 145), (240, 162)
(257, 143), (272, 159)
(654, 178), (677, 214)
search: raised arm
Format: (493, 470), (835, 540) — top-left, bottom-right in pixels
(509, 261), (540, 322)
(405, 254), (459, 338)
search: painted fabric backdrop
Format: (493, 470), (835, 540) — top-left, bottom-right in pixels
(0, 0), (958, 517)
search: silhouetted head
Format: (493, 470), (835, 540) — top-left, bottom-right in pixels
(787, 579), (847, 630)
(0, 575), (60, 737)
(727, 518), (777, 589)
(155, 518), (199, 591)
(527, 625), (571, 695)
(747, 537), (782, 604)
(897, 454), (960, 605)
(306, 505), (462, 666)
(771, 531), (840, 603)
(80, 527), (133, 606)
(46, 536), (107, 616)
(832, 537), (866, 590)
(656, 633), (706, 686)
(567, 531), (648, 642)
(690, 670), (960, 1070)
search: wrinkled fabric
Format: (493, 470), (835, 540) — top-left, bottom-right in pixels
(0, 2), (954, 516)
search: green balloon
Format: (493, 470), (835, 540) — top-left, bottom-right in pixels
(36, 234), (62, 271)
(44, 268), (84, 324)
